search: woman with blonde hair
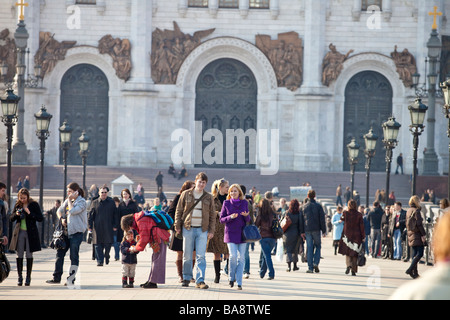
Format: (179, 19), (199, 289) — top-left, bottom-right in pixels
(208, 178), (229, 283)
(405, 195), (426, 279)
(220, 184), (250, 289)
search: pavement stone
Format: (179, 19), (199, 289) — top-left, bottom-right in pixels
(0, 235), (432, 302)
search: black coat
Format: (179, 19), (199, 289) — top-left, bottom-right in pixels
(10, 201), (43, 253)
(117, 200), (140, 239)
(88, 197), (118, 244)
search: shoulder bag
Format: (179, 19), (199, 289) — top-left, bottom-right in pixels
(280, 213), (292, 232)
(242, 220), (261, 243)
(50, 219), (67, 250)
(271, 214), (283, 239)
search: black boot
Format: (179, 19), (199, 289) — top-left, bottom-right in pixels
(16, 258), (23, 286)
(25, 258), (33, 286)
(286, 262), (291, 272)
(213, 260), (221, 283)
(122, 277), (128, 288)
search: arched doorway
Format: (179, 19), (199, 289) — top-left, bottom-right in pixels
(343, 71), (393, 172)
(195, 58), (257, 168)
(60, 64), (109, 165)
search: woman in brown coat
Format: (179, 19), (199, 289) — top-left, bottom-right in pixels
(207, 178), (230, 283)
(405, 195), (426, 279)
(338, 199), (365, 276)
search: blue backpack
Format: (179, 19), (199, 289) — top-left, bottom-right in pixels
(143, 210), (174, 230)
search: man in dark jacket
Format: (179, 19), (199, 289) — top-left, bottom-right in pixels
(301, 189), (326, 273)
(368, 201), (384, 258)
(0, 182), (8, 246)
(88, 186), (119, 266)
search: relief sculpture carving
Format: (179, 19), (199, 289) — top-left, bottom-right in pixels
(151, 21), (215, 84)
(98, 35), (132, 82)
(390, 45), (417, 87)
(0, 29), (17, 82)
(34, 31), (76, 79)
(256, 31), (303, 91)
(322, 43), (353, 86)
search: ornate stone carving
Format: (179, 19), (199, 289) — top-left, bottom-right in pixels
(255, 31), (303, 91)
(322, 43), (353, 86)
(151, 21), (215, 84)
(390, 45), (417, 87)
(0, 29), (16, 82)
(98, 35), (132, 82)
(34, 31), (76, 79)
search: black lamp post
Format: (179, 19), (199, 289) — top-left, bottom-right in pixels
(347, 137), (360, 200)
(34, 105), (52, 246)
(363, 128), (378, 207)
(0, 89), (20, 209)
(78, 130), (90, 195)
(59, 121), (72, 200)
(382, 116), (401, 206)
(439, 79), (450, 200)
(408, 98), (428, 196)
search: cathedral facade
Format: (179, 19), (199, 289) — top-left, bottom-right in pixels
(0, 0), (449, 175)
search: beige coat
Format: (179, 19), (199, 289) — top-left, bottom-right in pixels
(174, 188), (216, 235)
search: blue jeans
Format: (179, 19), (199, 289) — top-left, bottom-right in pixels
(53, 232), (83, 282)
(182, 227), (208, 283)
(370, 229), (381, 257)
(393, 229), (402, 259)
(227, 242), (246, 286)
(305, 231), (321, 271)
(113, 235), (120, 261)
(259, 238), (276, 278)
(244, 243), (250, 274)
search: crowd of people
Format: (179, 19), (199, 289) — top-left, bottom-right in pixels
(1, 173), (449, 299)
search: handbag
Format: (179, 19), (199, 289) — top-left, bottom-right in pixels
(0, 242), (10, 283)
(242, 223), (261, 243)
(280, 214), (292, 232)
(50, 220), (67, 250)
(357, 242), (366, 267)
(271, 214), (283, 239)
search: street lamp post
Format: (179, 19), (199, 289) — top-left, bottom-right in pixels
(382, 116), (401, 207)
(34, 105), (52, 246)
(439, 79), (450, 200)
(59, 121), (72, 200)
(0, 89), (20, 209)
(408, 98), (428, 196)
(363, 128), (378, 207)
(78, 131), (90, 195)
(347, 137), (360, 200)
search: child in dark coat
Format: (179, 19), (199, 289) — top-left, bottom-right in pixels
(120, 230), (139, 288)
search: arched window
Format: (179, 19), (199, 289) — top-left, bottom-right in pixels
(362, 0), (382, 11)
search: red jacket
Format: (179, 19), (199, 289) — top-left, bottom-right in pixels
(132, 211), (170, 252)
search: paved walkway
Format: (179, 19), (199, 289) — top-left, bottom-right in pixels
(0, 235), (432, 301)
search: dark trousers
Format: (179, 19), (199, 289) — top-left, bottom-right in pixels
(53, 232), (83, 282)
(95, 243), (112, 265)
(407, 245), (424, 274)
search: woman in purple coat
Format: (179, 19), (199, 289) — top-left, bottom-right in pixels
(220, 184), (250, 290)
